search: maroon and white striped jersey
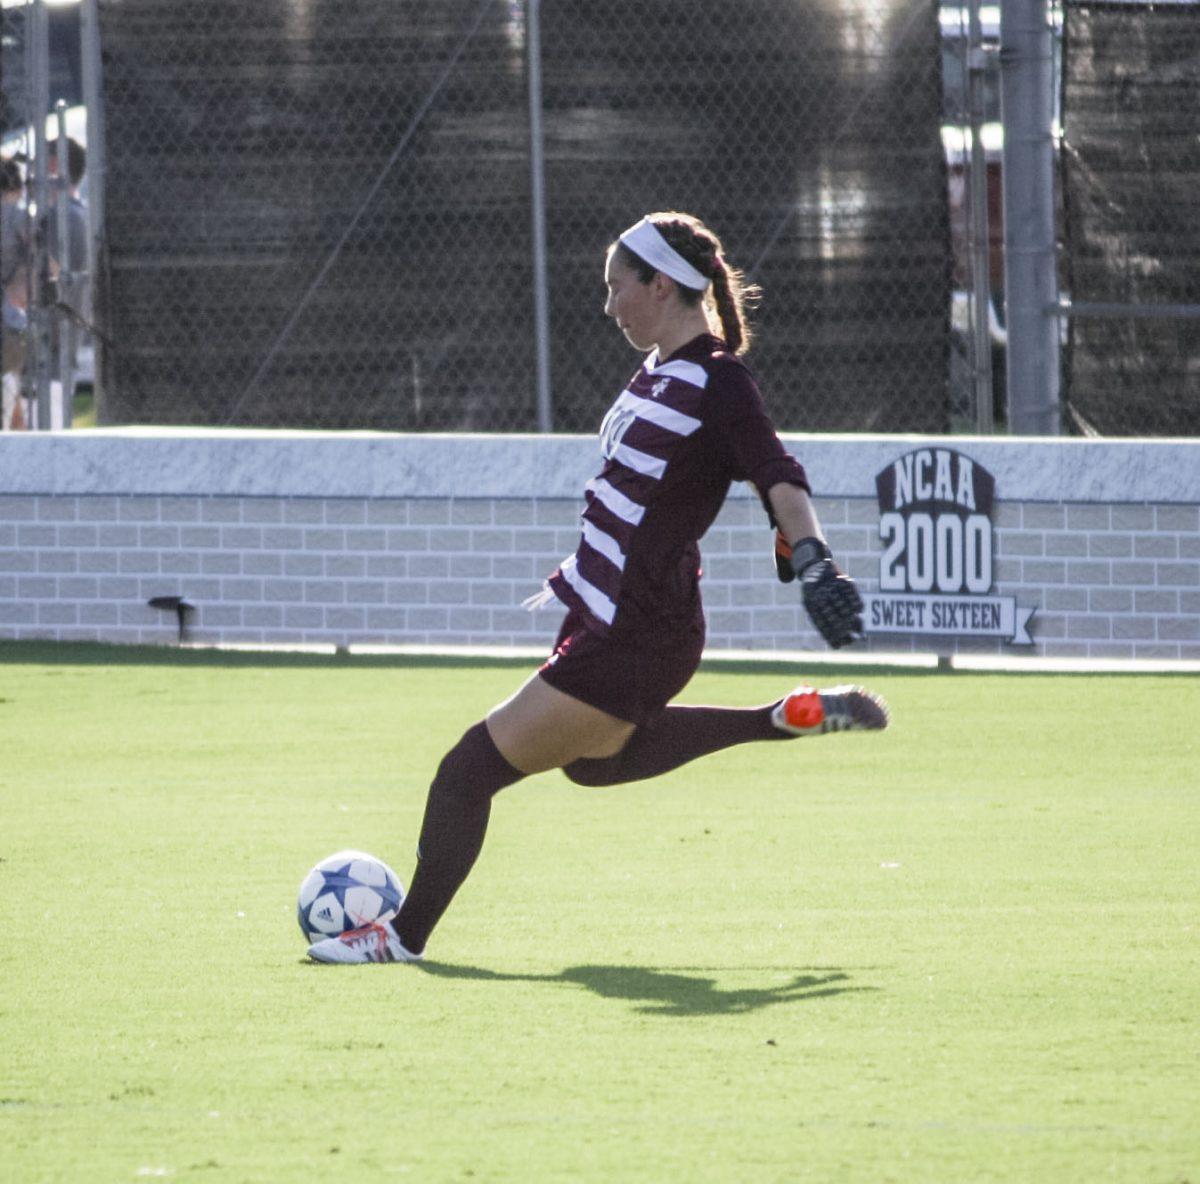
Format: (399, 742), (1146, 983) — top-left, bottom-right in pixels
(546, 333), (809, 641)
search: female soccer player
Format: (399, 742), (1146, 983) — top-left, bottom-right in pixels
(309, 211), (888, 964)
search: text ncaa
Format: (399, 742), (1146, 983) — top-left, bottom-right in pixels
(863, 448), (1035, 646)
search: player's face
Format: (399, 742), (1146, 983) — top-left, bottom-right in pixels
(604, 251), (661, 352)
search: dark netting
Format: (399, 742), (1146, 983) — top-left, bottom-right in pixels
(540, 0), (950, 434)
(1061, 1), (1200, 436)
(96, 0), (949, 432)
(98, 0), (533, 430)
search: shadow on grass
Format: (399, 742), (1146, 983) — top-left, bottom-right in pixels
(416, 961), (876, 1016)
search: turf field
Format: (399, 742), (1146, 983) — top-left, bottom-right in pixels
(1, 642), (1197, 1183)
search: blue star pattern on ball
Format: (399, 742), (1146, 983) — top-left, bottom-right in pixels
(321, 861), (388, 911)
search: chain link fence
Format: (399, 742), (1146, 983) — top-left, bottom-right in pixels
(17, 2), (1198, 439)
(1060, 0), (1200, 437)
(85, 0), (950, 433)
(95, 0), (533, 430)
(536, 1), (951, 435)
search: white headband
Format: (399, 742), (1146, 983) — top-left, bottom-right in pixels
(618, 217), (710, 291)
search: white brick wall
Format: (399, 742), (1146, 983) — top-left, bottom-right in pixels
(1, 431), (1198, 658)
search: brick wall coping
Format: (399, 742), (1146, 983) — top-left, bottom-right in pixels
(2, 428), (1199, 504)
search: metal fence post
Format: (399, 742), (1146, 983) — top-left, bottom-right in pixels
(966, 0), (994, 433)
(527, 0), (552, 432)
(27, 0), (52, 431)
(80, 0), (107, 423)
(53, 101), (73, 428)
(1000, 0), (1061, 435)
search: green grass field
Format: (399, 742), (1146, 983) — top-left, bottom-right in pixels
(1, 643), (1197, 1183)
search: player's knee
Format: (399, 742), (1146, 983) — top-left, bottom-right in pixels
(561, 756), (624, 787)
(429, 745), (486, 805)
(429, 720), (524, 804)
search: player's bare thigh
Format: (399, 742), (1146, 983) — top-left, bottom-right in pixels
(486, 672), (635, 775)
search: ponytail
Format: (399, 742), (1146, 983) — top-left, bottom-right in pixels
(709, 254), (755, 356)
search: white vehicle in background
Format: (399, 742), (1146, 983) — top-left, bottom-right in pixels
(940, 3), (1007, 424)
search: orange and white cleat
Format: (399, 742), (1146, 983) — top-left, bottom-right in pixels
(308, 920), (423, 965)
(771, 685), (889, 737)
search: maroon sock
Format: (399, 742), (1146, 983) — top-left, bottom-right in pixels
(392, 721), (523, 955)
(562, 702), (784, 787)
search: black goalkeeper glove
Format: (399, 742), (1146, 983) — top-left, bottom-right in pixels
(775, 532), (863, 649)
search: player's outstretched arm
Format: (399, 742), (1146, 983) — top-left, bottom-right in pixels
(767, 483), (863, 649)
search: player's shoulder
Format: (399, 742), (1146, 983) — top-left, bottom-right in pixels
(706, 346), (752, 376)
(702, 343), (762, 405)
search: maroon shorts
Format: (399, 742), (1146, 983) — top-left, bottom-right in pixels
(538, 610), (705, 725)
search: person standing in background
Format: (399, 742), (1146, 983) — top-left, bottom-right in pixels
(44, 137), (91, 423)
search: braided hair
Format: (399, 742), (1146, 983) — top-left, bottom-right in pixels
(612, 211), (759, 355)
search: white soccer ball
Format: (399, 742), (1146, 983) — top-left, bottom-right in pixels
(296, 850), (404, 943)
